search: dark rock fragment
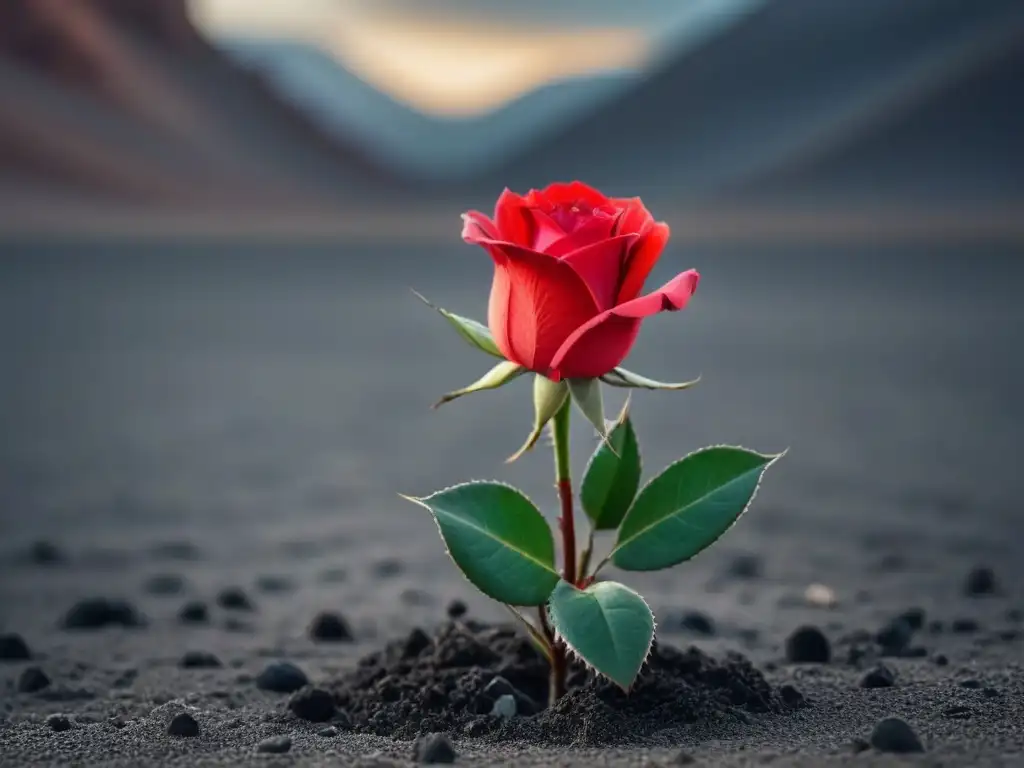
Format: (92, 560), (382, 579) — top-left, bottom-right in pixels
(180, 651), (221, 669)
(309, 612), (353, 642)
(216, 587), (254, 611)
(61, 598), (143, 629)
(414, 732), (456, 764)
(167, 712), (199, 737)
(870, 716), (924, 753)
(17, 666), (51, 693)
(288, 686), (336, 722)
(257, 735), (292, 754)
(256, 661), (308, 693)
(785, 625), (831, 663)
(178, 601), (209, 624)
(964, 566), (997, 596)
(859, 665), (895, 689)
(0, 633), (31, 661)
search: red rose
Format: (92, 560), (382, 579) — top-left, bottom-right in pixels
(462, 181), (699, 381)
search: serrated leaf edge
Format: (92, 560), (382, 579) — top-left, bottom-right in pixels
(547, 581), (656, 693)
(400, 480), (561, 581)
(609, 445), (786, 568)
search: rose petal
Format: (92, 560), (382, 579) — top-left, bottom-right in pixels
(531, 181), (610, 209)
(528, 208), (568, 252)
(544, 214), (622, 258)
(617, 221), (671, 303)
(560, 234), (637, 311)
(461, 211), (503, 244)
(483, 241), (601, 372)
(493, 188), (535, 247)
(548, 269), (699, 380)
(612, 197), (654, 236)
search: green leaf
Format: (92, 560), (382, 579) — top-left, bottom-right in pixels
(402, 482), (559, 606)
(567, 378), (609, 445)
(601, 367), (701, 391)
(580, 401), (641, 530)
(434, 360), (525, 408)
(506, 375), (569, 463)
(611, 446), (784, 571)
(547, 580), (654, 691)
(412, 289), (502, 357)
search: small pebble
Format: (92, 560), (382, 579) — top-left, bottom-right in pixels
(309, 612), (354, 642)
(167, 712), (199, 737)
(933, 653), (949, 666)
(952, 618), (980, 634)
(870, 716), (924, 753)
(446, 600), (467, 619)
(255, 575), (294, 593)
(1006, 608), (1023, 623)
(982, 687), (1000, 698)
(964, 566), (997, 596)
(676, 610), (716, 635)
(257, 735), (292, 754)
(896, 607), (926, 631)
(143, 574), (185, 596)
(944, 705), (972, 719)
(401, 588), (434, 606)
(318, 726), (339, 738)
(859, 664), (895, 689)
(61, 598), (143, 629)
(288, 686), (336, 722)
(785, 625), (831, 663)
(959, 678), (982, 689)
(17, 666), (51, 693)
(402, 628), (432, 659)
(804, 583), (838, 608)
(46, 714), (72, 732)
(876, 617), (914, 655)
(0, 633), (31, 661)
(414, 732), (457, 764)
(180, 651), (221, 669)
(726, 553), (762, 579)
(216, 587), (254, 611)
(674, 752), (697, 765)
(849, 738), (871, 754)
(29, 540), (66, 565)
(373, 559), (403, 578)
(256, 661), (309, 693)
(178, 601), (209, 624)
(491, 694), (517, 719)
(780, 684), (805, 708)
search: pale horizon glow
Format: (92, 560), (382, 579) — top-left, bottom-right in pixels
(189, 1), (650, 116)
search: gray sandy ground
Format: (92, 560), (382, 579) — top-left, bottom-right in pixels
(1, 242), (1022, 766)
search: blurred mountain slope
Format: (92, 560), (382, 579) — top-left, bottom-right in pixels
(0, 0), (1022, 225)
(477, 0), (1024, 205)
(0, 0), (403, 208)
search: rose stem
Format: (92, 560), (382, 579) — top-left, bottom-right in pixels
(548, 396), (575, 704)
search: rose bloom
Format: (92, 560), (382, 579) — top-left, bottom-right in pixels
(462, 181), (699, 381)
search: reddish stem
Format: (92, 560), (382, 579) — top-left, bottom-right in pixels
(557, 478), (577, 586)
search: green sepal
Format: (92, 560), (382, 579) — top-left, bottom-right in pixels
(412, 289), (502, 358)
(567, 378), (613, 451)
(600, 367), (701, 391)
(506, 375), (569, 464)
(580, 400), (641, 530)
(547, 579), (655, 691)
(610, 446), (785, 572)
(433, 360), (525, 408)
(401, 481), (559, 606)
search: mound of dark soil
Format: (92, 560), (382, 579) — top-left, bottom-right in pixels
(329, 619), (795, 745)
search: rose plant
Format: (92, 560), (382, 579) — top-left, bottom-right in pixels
(404, 182), (783, 704)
